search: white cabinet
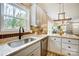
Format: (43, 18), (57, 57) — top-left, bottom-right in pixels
(28, 47), (40, 56)
(62, 49), (79, 56)
(48, 37), (62, 54)
(62, 38), (79, 45)
(48, 36), (79, 56)
(31, 4), (37, 26)
(62, 38), (79, 56)
(62, 43), (79, 52)
(10, 42), (40, 56)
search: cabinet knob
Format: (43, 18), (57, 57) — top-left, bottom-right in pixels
(31, 54), (34, 56)
(68, 46), (71, 48)
(54, 39), (56, 40)
(68, 53), (71, 55)
(68, 40), (71, 42)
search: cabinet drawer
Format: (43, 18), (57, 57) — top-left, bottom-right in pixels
(12, 42), (40, 56)
(49, 36), (61, 42)
(62, 38), (79, 45)
(28, 47), (40, 56)
(62, 49), (79, 56)
(62, 43), (79, 52)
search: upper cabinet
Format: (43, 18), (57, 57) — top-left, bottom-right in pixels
(30, 3), (48, 27)
(30, 4), (48, 34)
(36, 6), (47, 26)
(31, 4), (37, 26)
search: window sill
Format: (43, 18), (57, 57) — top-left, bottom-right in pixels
(0, 32), (32, 39)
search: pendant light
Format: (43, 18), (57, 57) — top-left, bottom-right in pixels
(58, 3), (65, 20)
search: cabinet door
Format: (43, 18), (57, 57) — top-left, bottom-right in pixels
(28, 47), (41, 56)
(10, 42), (40, 56)
(48, 37), (62, 54)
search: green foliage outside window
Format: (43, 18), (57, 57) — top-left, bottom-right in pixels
(6, 17), (25, 29)
(3, 3), (27, 29)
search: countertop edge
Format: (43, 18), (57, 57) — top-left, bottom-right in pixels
(1, 35), (48, 56)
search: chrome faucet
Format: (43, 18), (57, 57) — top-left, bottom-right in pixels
(19, 27), (24, 39)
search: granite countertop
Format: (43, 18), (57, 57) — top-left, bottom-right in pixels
(48, 33), (79, 40)
(0, 34), (47, 56)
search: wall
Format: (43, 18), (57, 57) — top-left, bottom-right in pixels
(64, 3), (79, 19)
(41, 3), (79, 20)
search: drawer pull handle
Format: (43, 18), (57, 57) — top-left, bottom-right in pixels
(54, 39), (56, 40)
(31, 54), (34, 56)
(68, 53), (71, 55)
(68, 41), (71, 42)
(68, 46), (71, 48)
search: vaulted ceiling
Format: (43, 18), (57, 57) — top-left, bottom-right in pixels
(38, 3), (79, 20)
(20, 3), (79, 20)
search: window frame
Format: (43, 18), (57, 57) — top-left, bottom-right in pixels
(0, 3), (30, 32)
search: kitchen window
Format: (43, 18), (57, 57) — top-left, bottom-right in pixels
(0, 3), (30, 32)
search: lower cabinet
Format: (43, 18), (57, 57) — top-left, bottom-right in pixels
(10, 42), (41, 56)
(62, 38), (79, 56)
(9, 36), (79, 56)
(62, 43), (79, 52)
(62, 49), (79, 56)
(48, 36), (79, 56)
(48, 37), (62, 54)
(28, 47), (40, 56)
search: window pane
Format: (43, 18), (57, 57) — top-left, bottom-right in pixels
(3, 4), (27, 31)
(14, 7), (20, 17)
(4, 16), (26, 29)
(4, 16), (15, 29)
(4, 4), (13, 16)
(16, 19), (26, 27)
(20, 10), (26, 19)
(4, 4), (7, 15)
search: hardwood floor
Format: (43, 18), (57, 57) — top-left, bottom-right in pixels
(47, 51), (63, 56)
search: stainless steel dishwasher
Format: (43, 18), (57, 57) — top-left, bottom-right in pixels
(41, 37), (48, 56)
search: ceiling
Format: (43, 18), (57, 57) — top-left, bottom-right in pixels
(38, 3), (79, 20)
(20, 3), (79, 20)
(37, 3), (60, 20)
(18, 3), (32, 9)
(20, 3), (32, 7)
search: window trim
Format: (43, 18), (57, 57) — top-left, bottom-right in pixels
(0, 3), (30, 32)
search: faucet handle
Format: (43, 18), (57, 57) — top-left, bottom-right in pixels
(19, 27), (21, 33)
(22, 27), (24, 32)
